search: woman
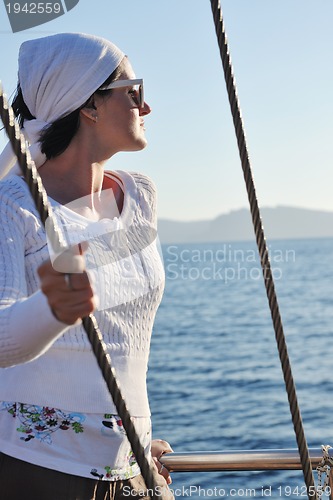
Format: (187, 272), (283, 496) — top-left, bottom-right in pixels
(0, 33), (173, 499)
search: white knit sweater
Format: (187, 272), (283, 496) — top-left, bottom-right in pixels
(0, 170), (165, 416)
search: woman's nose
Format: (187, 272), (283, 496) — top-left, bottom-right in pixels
(140, 101), (151, 116)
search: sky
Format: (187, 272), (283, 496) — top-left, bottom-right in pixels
(0, 0), (332, 221)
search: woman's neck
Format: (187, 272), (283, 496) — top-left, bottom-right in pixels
(38, 144), (106, 206)
(36, 123), (124, 219)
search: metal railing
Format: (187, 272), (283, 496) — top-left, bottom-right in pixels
(160, 448), (333, 499)
(160, 448), (331, 472)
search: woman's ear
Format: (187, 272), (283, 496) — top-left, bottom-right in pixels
(80, 108), (98, 123)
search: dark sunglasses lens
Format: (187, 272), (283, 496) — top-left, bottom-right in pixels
(129, 84), (143, 108)
(139, 85), (143, 108)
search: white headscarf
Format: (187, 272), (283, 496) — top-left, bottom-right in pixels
(0, 32), (125, 179)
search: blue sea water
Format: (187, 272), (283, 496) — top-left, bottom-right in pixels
(147, 238), (333, 499)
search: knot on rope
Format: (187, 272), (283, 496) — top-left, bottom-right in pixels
(316, 445), (333, 499)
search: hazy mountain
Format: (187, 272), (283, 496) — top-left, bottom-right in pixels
(157, 206), (333, 244)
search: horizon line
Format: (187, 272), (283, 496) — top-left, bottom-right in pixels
(158, 204), (333, 223)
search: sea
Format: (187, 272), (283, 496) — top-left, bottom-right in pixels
(147, 237), (333, 500)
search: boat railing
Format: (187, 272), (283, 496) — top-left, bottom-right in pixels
(160, 448), (333, 499)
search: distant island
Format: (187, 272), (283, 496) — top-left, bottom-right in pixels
(157, 206), (333, 244)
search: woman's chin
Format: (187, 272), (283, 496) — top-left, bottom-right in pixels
(128, 137), (148, 152)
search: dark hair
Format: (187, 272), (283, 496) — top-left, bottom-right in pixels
(12, 62), (124, 159)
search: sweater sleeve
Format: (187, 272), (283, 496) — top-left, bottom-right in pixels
(0, 182), (69, 368)
(129, 172), (158, 227)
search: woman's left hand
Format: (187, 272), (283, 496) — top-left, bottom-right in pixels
(151, 439), (173, 485)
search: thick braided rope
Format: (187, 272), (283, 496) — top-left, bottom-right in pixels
(0, 85), (160, 500)
(209, 1), (317, 498)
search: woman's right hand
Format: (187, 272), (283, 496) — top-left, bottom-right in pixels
(38, 258), (96, 325)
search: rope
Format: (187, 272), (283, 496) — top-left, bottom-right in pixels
(0, 84), (161, 500)
(209, 2), (317, 498)
(316, 445), (333, 499)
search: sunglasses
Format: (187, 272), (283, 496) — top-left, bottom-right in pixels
(99, 78), (144, 109)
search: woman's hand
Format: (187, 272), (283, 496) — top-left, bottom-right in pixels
(38, 257), (96, 325)
(151, 439), (173, 485)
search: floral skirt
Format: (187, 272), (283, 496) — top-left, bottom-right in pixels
(0, 402), (151, 481)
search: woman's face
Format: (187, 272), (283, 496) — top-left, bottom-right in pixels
(91, 58), (151, 158)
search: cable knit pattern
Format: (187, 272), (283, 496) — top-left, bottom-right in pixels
(0, 171), (165, 416)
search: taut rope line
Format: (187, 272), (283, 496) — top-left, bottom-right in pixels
(209, 1), (317, 499)
(0, 85), (160, 500)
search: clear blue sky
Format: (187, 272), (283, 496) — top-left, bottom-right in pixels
(0, 0), (332, 221)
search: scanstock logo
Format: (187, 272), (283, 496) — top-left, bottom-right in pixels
(3, 0), (80, 33)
